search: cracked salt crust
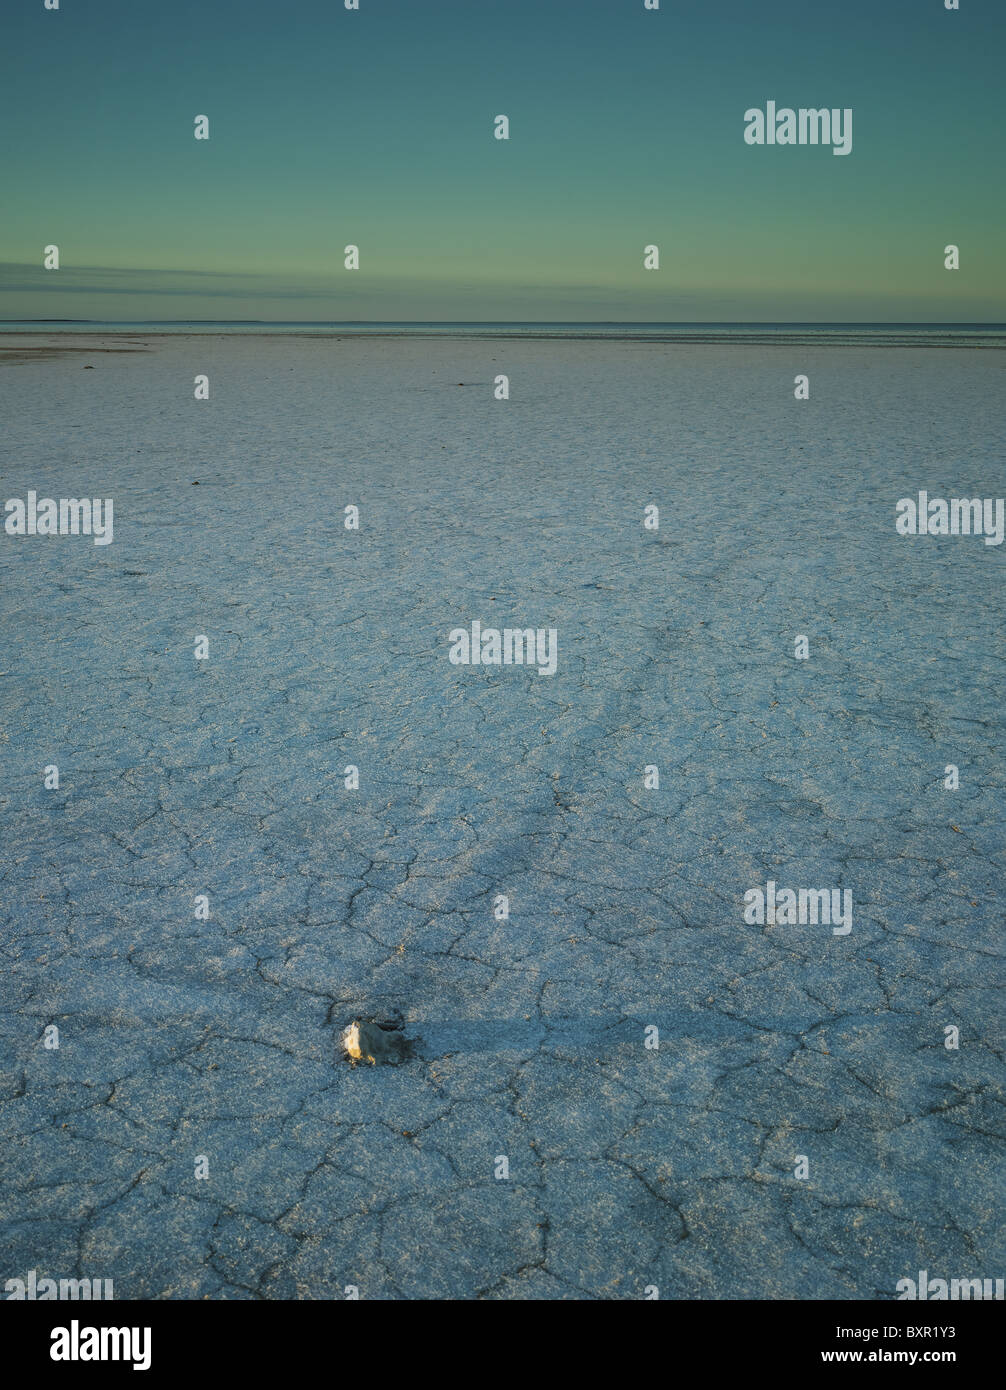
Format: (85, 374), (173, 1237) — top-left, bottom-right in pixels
(1, 334), (1002, 1299)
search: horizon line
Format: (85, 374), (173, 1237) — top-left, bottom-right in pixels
(3, 319), (1006, 328)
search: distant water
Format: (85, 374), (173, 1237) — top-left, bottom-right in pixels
(2, 321), (1006, 347)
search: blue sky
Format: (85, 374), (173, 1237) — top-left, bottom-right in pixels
(2, 0), (1003, 320)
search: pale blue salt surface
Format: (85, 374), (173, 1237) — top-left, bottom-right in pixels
(0, 333), (1002, 1299)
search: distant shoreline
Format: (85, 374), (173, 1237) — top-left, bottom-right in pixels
(2, 321), (1006, 349)
(3, 320), (1004, 328)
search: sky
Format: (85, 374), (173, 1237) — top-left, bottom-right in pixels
(1, 0), (1003, 322)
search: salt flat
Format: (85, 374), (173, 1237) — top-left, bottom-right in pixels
(1, 333), (1002, 1299)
